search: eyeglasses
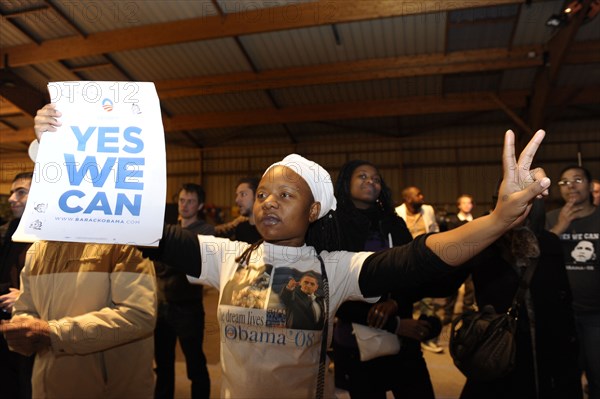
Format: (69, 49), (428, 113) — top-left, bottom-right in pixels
(557, 178), (584, 187)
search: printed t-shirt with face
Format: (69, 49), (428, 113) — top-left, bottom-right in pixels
(190, 235), (374, 398)
(546, 206), (600, 314)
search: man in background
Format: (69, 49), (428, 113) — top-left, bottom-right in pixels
(446, 194), (475, 228)
(1, 241), (157, 398)
(216, 177), (261, 244)
(442, 194), (477, 325)
(396, 186), (444, 353)
(232, 177), (261, 244)
(154, 183), (214, 399)
(395, 186), (439, 238)
(0, 171), (34, 398)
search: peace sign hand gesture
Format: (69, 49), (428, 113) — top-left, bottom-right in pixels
(493, 129), (550, 229)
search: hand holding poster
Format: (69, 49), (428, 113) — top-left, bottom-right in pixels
(13, 81), (166, 246)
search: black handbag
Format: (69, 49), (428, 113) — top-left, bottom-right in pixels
(449, 258), (537, 382)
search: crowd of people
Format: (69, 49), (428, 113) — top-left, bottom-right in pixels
(0, 103), (597, 399)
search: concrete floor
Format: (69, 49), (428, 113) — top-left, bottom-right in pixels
(173, 287), (467, 399)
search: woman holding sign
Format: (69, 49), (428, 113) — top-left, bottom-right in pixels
(31, 103), (550, 399)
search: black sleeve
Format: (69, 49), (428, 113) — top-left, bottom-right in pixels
(358, 234), (456, 298)
(140, 224), (202, 277)
(406, 266), (471, 299)
(0, 282), (10, 295)
(335, 300), (371, 321)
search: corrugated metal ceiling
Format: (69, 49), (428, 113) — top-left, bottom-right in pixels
(1, 0), (599, 154)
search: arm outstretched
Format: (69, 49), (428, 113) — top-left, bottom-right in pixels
(142, 225), (202, 277)
(425, 130), (550, 266)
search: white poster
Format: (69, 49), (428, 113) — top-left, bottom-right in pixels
(13, 81), (166, 246)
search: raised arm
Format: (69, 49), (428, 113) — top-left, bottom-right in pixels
(425, 130), (549, 266)
(141, 224), (202, 277)
(34, 104), (203, 277)
(359, 133), (548, 297)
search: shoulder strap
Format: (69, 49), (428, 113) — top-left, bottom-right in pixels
(510, 257), (538, 310)
(513, 258), (538, 303)
(315, 255), (329, 399)
(514, 257), (540, 399)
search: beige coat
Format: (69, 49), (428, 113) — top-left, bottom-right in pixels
(13, 242), (157, 398)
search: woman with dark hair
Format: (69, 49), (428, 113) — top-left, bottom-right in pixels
(460, 199), (583, 399)
(332, 160), (452, 398)
(334, 160), (412, 251)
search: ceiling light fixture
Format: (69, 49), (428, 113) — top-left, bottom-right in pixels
(546, 13), (568, 27)
(546, 0), (600, 27)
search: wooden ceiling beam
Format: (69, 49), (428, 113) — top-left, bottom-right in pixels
(155, 40), (598, 99)
(0, 127), (35, 144)
(163, 92), (528, 131)
(1, 4), (49, 18)
(0, 0), (524, 68)
(0, 70), (48, 116)
(0, 101), (23, 116)
(0, 86), (596, 144)
(162, 87), (597, 131)
(565, 40), (600, 63)
(156, 45), (545, 98)
(489, 93), (533, 135)
(528, 0), (593, 131)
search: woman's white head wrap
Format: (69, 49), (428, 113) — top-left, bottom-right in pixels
(264, 154), (337, 219)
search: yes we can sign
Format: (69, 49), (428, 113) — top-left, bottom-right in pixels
(13, 81), (166, 246)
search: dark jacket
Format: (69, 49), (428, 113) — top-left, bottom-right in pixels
(336, 205), (468, 303)
(234, 221), (261, 244)
(461, 230), (582, 399)
(155, 219), (214, 303)
(0, 219), (31, 317)
(334, 204), (445, 397)
(335, 205), (412, 253)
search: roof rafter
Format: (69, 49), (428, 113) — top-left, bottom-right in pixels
(154, 40), (598, 98)
(162, 86), (598, 131)
(2, 86), (596, 145)
(0, 70), (48, 116)
(0, 0), (524, 68)
(156, 45), (543, 98)
(528, 0), (594, 131)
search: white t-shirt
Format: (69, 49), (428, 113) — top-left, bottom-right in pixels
(189, 236), (375, 398)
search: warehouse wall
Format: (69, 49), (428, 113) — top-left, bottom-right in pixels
(1, 119), (599, 223)
(172, 120), (600, 221)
